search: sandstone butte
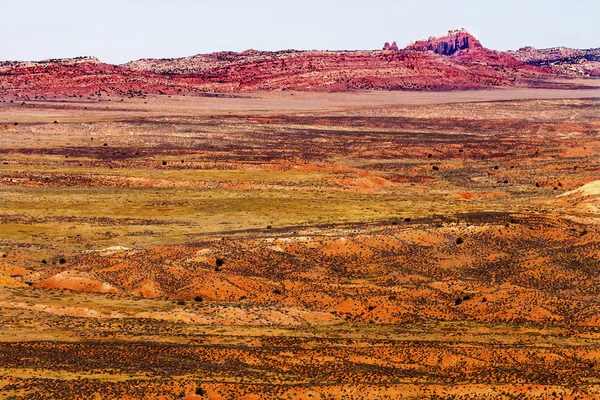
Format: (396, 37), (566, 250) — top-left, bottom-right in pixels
(3, 29), (597, 99)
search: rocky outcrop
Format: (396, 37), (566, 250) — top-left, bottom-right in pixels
(0, 56), (102, 71)
(508, 46), (600, 76)
(383, 42), (399, 51)
(407, 29), (483, 55)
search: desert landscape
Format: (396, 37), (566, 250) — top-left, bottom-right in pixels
(1, 28), (600, 399)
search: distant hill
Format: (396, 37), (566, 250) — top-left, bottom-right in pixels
(508, 46), (600, 77)
(0, 29), (596, 98)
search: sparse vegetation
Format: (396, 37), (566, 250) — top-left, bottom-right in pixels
(0, 91), (598, 399)
(195, 387), (206, 396)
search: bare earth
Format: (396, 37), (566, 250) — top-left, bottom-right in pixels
(1, 87), (600, 399)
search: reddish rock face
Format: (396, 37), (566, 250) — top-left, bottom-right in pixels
(0, 29), (570, 98)
(383, 42), (399, 51)
(408, 29), (483, 55)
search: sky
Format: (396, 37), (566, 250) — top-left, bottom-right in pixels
(1, 0), (599, 64)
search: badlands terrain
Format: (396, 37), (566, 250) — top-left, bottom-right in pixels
(1, 30), (600, 399)
(0, 88), (599, 399)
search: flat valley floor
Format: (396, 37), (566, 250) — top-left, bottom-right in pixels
(1, 88), (600, 399)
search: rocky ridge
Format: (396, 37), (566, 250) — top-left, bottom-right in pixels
(509, 46), (600, 76)
(0, 29), (595, 98)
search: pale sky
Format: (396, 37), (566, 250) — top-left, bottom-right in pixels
(1, 0), (598, 64)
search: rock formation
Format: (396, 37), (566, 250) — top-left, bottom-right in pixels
(383, 42), (399, 51)
(508, 46), (600, 76)
(0, 29), (581, 98)
(407, 29), (483, 55)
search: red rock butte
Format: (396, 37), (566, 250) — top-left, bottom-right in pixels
(406, 28), (483, 55)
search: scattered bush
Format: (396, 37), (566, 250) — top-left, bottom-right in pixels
(194, 296), (203, 302)
(455, 298), (462, 306)
(195, 387), (206, 396)
(59, 257), (66, 264)
(432, 165), (439, 171)
(177, 300), (186, 306)
(456, 237), (464, 245)
(215, 258), (224, 267)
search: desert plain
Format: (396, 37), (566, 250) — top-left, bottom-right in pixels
(0, 86), (600, 399)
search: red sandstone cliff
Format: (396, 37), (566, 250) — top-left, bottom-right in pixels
(0, 29), (589, 98)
